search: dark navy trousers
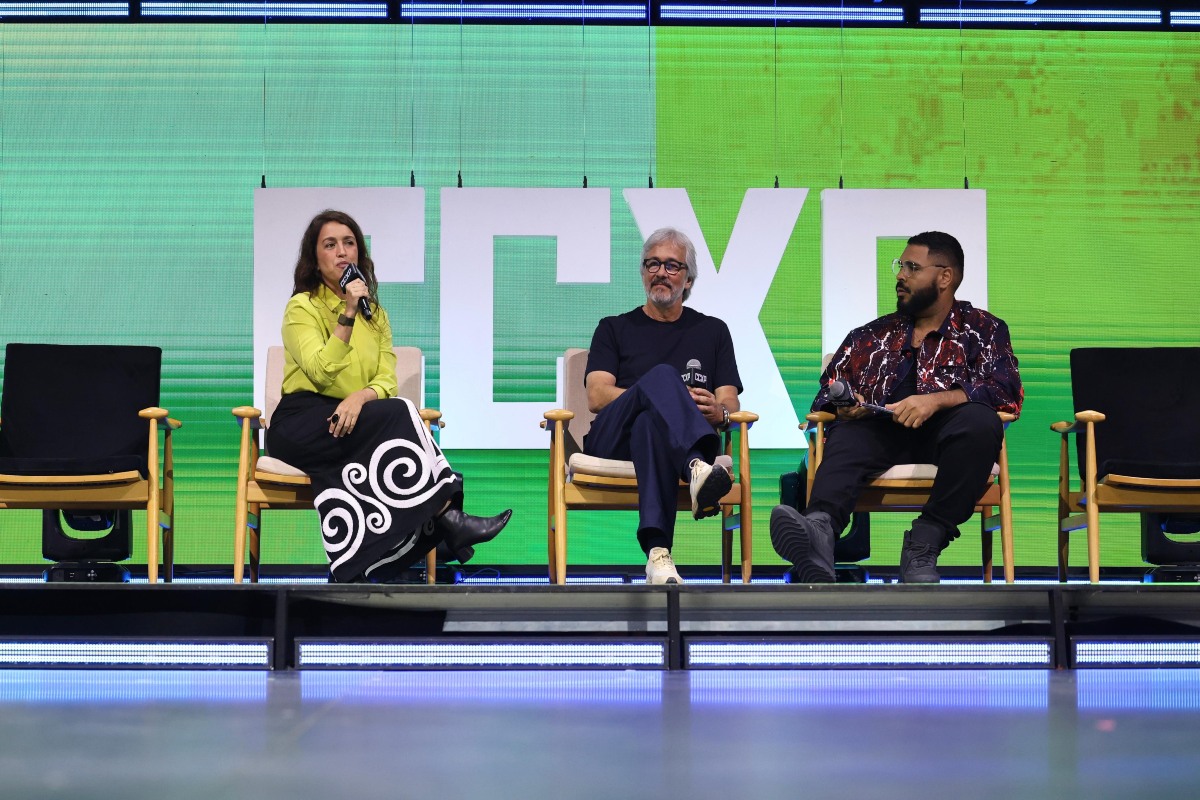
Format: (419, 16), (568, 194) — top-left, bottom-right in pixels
(807, 402), (1003, 543)
(583, 364), (721, 553)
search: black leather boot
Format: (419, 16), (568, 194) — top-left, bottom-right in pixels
(435, 507), (512, 561)
(899, 520), (946, 584)
(435, 540), (474, 565)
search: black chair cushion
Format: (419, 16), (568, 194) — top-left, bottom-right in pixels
(1071, 347), (1200, 482)
(0, 343), (161, 477)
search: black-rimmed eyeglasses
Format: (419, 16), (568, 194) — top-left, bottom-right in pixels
(642, 258), (686, 276)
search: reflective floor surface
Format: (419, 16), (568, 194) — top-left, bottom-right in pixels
(1, 668), (1198, 799)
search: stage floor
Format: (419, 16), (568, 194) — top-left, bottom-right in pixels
(1, 668), (1198, 799)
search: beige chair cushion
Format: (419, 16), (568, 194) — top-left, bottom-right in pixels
(255, 456), (309, 478)
(568, 452), (637, 480)
(872, 462), (1000, 481)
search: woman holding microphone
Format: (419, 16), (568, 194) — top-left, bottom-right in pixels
(266, 209), (511, 583)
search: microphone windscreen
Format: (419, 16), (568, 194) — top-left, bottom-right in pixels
(828, 379), (855, 406)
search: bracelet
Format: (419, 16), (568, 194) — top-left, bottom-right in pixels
(337, 313), (355, 327)
(719, 404), (730, 431)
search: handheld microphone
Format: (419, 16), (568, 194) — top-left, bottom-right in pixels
(683, 359), (703, 388)
(828, 378), (893, 415)
(827, 378), (856, 407)
(338, 263), (373, 321)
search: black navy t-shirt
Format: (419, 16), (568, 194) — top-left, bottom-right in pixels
(585, 307), (743, 394)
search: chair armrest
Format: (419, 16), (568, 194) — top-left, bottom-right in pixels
(140, 407), (182, 430)
(420, 408), (445, 429)
(728, 411), (758, 426)
(233, 406), (264, 431)
(806, 411), (836, 424)
(998, 411), (1016, 424)
(543, 409), (574, 435)
(1050, 410), (1105, 435)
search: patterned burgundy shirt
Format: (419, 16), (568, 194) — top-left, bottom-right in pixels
(813, 300), (1023, 418)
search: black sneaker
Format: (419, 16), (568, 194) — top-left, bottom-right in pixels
(898, 529), (941, 584)
(770, 506), (836, 583)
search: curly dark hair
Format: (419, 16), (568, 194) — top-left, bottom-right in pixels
(291, 210), (379, 317)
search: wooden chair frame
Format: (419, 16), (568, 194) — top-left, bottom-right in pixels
(0, 408), (179, 584)
(1052, 411), (1200, 584)
(231, 346), (439, 584)
(805, 410), (1017, 583)
(541, 348), (758, 585)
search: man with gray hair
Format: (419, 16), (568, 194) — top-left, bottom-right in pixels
(582, 227), (742, 584)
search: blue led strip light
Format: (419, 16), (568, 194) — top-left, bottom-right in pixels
(688, 641), (1053, 668)
(1171, 11), (1200, 26)
(0, 2), (128, 14)
(660, 4), (902, 22)
(402, 3), (646, 19)
(0, 641), (271, 668)
(297, 641), (666, 668)
(920, 8), (1161, 25)
(1075, 641), (1200, 667)
(141, 2), (387, 16)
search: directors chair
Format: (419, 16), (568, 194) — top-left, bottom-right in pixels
(1051, 347), (1200, 583)
(0, 343), (179, 583)
(542, 348), (758, 585)
(232, 346), (439, 583)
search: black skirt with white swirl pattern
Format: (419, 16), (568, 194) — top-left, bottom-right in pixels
(266, 391), (461, 582)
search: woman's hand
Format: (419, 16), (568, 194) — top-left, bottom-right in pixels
(341, 277), (370, 320)
(328, 388), (378, 437)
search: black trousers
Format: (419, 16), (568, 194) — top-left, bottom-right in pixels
(583, 364), (720, 553)
(266, 392), (460, 582)
(807, 402), (1003, 542)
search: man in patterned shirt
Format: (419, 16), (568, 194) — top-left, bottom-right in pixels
(771, 231), (1022, 584)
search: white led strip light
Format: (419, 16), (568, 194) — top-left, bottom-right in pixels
(141, 2), (387, 15)
(689, 641), (1052, 667)
(920, 8), (1161, 25)
(0, 642), (270, 667)
(402, 3), (646, 19)
(660, 4), (902, 22)
(1075, 641), (1200, 666)
(0, 2), (128, 14)
(299, 641), (665, 667)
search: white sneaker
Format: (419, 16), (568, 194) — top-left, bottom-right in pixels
(646, 547), (683, 585)
(689, 457), (733, 520)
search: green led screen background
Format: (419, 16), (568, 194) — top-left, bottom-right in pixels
(1, 24), (1197, 571)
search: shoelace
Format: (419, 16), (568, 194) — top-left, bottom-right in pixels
(652, 552), (676, 569)
(907, 543), (938, 568)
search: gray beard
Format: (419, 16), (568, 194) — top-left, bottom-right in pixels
(647, 282), (682, 308)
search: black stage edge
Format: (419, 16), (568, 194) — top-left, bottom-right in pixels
(3, 583), (1200, 670)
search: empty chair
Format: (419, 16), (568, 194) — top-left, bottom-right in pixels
(0, 343), (179, 583)
(1052, 347), (1200, 583)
